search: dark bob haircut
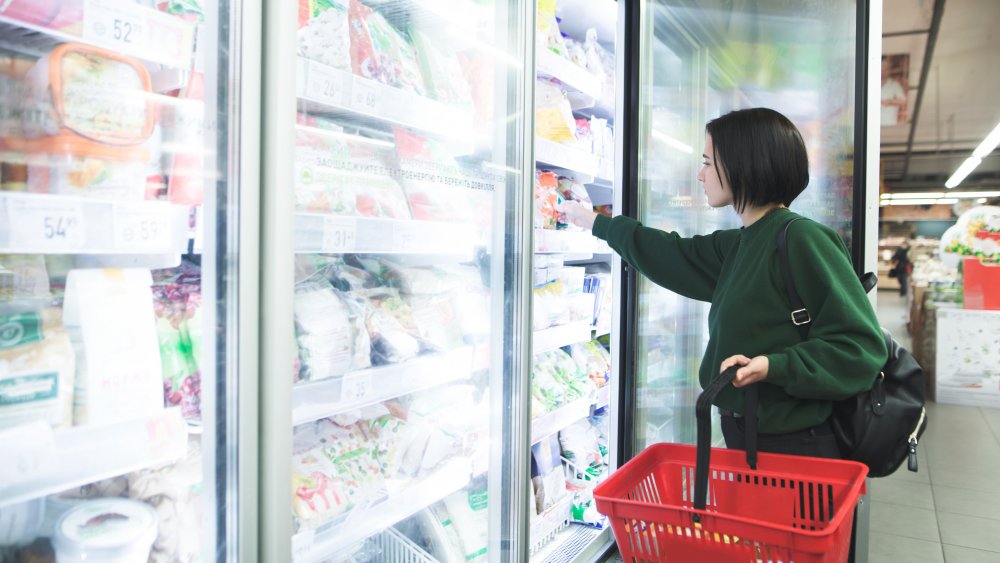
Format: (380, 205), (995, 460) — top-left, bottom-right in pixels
(705, 108), (809, 213)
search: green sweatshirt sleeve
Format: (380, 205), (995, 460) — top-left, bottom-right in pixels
(592, 214), (740, 302)
(764, 220), (888, 400)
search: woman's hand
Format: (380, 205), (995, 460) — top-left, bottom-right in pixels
(720, 354), (769, 387)
(557, 200), (598, 231)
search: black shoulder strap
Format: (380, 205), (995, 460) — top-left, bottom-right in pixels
(776, 218), (811, 341)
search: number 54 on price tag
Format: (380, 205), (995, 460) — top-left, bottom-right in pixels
(7, 195), (86, 251)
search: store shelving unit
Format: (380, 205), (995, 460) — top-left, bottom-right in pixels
(0, 408), (188, 508)
(294, 214), (479, 255)
(533, 322), (593, 354)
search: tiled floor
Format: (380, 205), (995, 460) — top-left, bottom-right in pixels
(869, 291), (1000, 563)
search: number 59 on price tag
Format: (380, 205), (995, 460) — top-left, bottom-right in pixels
(113, 203), (172, 251)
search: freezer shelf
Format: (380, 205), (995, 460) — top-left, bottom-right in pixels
(296, 57), (475, 143)
(294, 214), (480, 255)
(531, 395), (594, 445)
(0, 3), (194, 69)
(292, 347), (475, 426)
(536, 138), (600, 182)
(533, 322), (593, 354)
(529, 494), (574, 557)
(0, 192), (190, 255)
(534, 229), (610, 254)
(291, 457), (472, 563)
(0, 408), (188, 508)
(536, 49), (602, 100)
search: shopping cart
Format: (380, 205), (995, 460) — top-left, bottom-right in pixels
(594, 367), (868, 562)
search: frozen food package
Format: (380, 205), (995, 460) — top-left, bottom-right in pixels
(559, 418), (603, 469)
(534, 170), (563, 230)
(0, 254), (51, 308)
(23, 43), (153, 145)
(152, 264), (203, 423)
(0, 308), (75, 430)
(410, 28), (473, 107)
(365, 409), (412, 478)
(532, 279), (568, 330)
(407, 294), (464, 351)
(348, 0), (426, 96)
(457, 50), (494, 138)
(531, 351), (567, 417)
(294, 279), (371, 381)
(536, 0), (568, 57)
(547, 347), (589, 401)
(297, 0), (351, 71)
(441, 483), (488, 562)
(535, 79), (576, 144)
(352, 257), (465, 295)
(26, 151), (150, 200)
(354, 287), (423, 365)
(392, 127), (460, 174)
(531, 434), (566, 514)
(324, 259), (383, 292)
(569, 340), (611, 389)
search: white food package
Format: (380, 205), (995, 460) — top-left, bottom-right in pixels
(294, 280), (371, 381)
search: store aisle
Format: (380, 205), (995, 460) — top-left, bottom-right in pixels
(869, 292), (1000, 563)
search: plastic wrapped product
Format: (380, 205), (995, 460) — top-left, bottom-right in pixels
(297, 0), (352, 71)
(534, 170), (563, 230)
(531, 351), (567, 417)
(52, 499), (158, 563)
(0, 308), (75, 430)
(532, 279), (568, 330)
(353, 287), (423, 365)
(569, 340), (611, 390)
(349, 0), (426, 96)
(530, 434), (566, 514)
(441, 483), (488, 561)
(535, 79), (576, 144)
(410, 28), (473, 107)
(407, 294), (464, 352)
(559, 418), (603, 469)
(294, 280), (371, 381)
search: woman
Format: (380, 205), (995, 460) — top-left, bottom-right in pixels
(560, 108), (887, 459)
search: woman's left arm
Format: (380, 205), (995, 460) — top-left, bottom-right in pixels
(762, 223), (889, 400)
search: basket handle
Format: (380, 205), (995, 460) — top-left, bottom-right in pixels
(693, 366), (759, 518)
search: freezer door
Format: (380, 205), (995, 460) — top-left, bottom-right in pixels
(260, 1), (534, 562)
(631, 0), (864, 453)
(0, 1), (246, 561)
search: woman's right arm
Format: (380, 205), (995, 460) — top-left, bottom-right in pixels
(561, 202), (737, 301)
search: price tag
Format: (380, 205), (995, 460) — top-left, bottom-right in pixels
(340, 372), (374, 404)
(113, 202), (172, 251)
(7, 195), (86, 251)
(322, 216), (357, 252)
(305, 61), (348, 107)
(83, 0), (193, 68)
(192, 205), (204, 253)
(393, 222), (423, 252)
(351, 77), (383, 115)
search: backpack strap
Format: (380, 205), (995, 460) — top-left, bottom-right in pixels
(776, 218), (811, 341)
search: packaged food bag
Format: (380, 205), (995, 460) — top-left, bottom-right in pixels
(410, 28), (473, 107)
(297, 0), (351, 71)
(353, 287), (423, 365)
(294, 280), (371, 381)
(349, 0), (426, 96)
(535, 79), (576, 144)
(0, 308), (75, 430)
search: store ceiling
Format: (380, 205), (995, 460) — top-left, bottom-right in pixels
(879, 0), (1000, 193)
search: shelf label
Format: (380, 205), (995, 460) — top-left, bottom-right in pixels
(83, 0), (194, 68)
(113, 203), (172, 251)
(351, 77), (383, 115)
(340, 372), (373, 404)
(305, 61), (348, 107)
(7, 196), (86, 251)
(322, 216), (357, 252)
(393, 222), (424, 252)
(0, 422), (55, 486)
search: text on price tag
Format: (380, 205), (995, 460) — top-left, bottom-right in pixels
(7, 195), (86, 251)
(305, 61), (348, 107)
(83, 0), (193, 68)
(322, 216), (357, 252)
(340, 372), (374, 404)
(351, 77), (383, 115)
(113, 203), (172, 251)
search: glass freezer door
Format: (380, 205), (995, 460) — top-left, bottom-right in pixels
(262, 1), (533, 561)
(631, 0), (862, 453)
(0, 0), (244, 561)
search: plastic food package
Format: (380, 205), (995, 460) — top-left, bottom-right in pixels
(535, 79), (576, 144)
(534, 170), (563, 230)
(531, 350), (573, 417)
(530, 434), (566, 514)
(559, 418), (603, 469)
(407, 294), (465, 351)
(0, 254), (52, 307)
(294, 280), (371, 381)
(569, 340), (611, 389)
(441, 484), (488, 562)
(348, 0), (426, 96)
(297, 0), (351, 71)
(536, 0), (568, 57)
(532, 279), (568, 330)
(0, 308), (75, 430)
(25, 152), (149, 200)
(410, 28), (473, 107)
(52, 499), (158, 563)
(354, 287), (423, 365)
(353, 257), (463, 295)
(583, 28), (616, 108)
(152, 263), (203, 423)
(23, 43), (153, 146)
(457, 50), (494, 138)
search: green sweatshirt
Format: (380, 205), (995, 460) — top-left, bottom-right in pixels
(593, 208), (888, 434)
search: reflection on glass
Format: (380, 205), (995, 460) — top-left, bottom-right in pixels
(635, 0), (859, 451)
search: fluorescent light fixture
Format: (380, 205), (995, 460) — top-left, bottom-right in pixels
(881, 198), (959, 206)
(883, 192), (945, 199)
(651, 130), (694, 154)
(945, 156), (983, 188)
(973, 121), (1000, 158)
(978, 198), (988, 203)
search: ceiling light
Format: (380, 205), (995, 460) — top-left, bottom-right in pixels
(972, 121), (1000, 158)
(881, 198), (959, 206)
(945, 157), (983, 189)
(885, 192), (945, 199)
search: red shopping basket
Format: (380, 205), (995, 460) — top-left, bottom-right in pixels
(594, 367), (868, 562)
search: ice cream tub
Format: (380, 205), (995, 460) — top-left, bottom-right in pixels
(52, 498), (158, 563)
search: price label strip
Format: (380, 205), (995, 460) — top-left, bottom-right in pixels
(305, 60), (348, 108)
(7, 195), (86, 251)
(351, 76), (383, 115)
(340, 371), (374, 405)
(322, 216), (357, 252)
(113, 202), (172, 251)
(83, 0), (194, 68)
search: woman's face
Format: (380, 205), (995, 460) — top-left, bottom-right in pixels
(698, 134), (732, 208)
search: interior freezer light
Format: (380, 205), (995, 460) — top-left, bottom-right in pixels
(972, 121), (1000, 158)
(886, 192), (945, 199)
(293, 124), (395, 148)
(650, 129), (694, 154)
(945, 156), (983, 189)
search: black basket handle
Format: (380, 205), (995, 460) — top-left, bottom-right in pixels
(693, 366), (759, 519)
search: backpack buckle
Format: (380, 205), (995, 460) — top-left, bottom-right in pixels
(791, 309), (811, 326)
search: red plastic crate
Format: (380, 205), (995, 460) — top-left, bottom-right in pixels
(594, 443), (867, 563)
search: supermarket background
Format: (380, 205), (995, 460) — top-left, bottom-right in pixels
(0, 0), (998, 563)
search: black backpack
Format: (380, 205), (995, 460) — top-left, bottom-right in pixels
(776, 218), (928, 477)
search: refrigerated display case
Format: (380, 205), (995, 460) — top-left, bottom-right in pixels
(528, 0), (619, 561)
(259, 0), (536, 561)
(0, 0), (248, 561)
